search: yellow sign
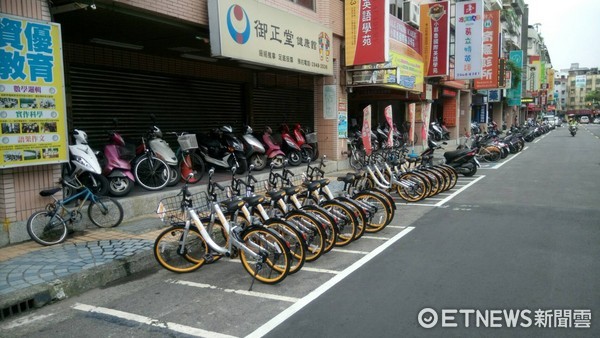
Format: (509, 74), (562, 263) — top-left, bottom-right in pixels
(0, 14), (68, 168)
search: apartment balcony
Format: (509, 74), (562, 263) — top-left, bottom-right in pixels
(503, 0), (525, 15)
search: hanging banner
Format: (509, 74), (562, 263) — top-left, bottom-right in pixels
(338, 111), (347, 139)
(344, 0), (389, 66)
(507, 50), (523, 106)
(420, 1), (450, 77)
(421, 102), (432, 146)
(323, 85), (336, 119)
(473, 10), (500, 89)
(408, 103), (416, 145)
(454, 0), (484, 80)
(384, 105), (393, 147)
(362, 105), (372, 156)
(0, 14), (69, 168)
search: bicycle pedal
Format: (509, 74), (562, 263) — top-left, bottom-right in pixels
(203, 253), (216, 264)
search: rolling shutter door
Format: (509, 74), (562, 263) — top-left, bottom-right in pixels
(68, 65), (244, 148)
(252, 87), (314, 135)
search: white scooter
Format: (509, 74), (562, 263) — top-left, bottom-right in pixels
(146, 115), (180, 186)
(62, 129), (109, 197)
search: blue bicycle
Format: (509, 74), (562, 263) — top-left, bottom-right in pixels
(26, 178), (124, 245)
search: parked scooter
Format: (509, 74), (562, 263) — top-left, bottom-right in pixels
(430, 121), (450, 141)
(261, 126), (287, 169)
(62, 129), (109, 198)
(287, 123), (314, 163)
(196, 125), (247, 174)
(295, 124), (319, 160)
(143, 115), (180, 186)
(241, 125), (268, 171)
(279, 124), (303, 166)
(424, 139), (480, 177)
(99, 120), (136, 197)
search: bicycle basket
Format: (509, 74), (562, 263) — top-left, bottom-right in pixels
(252, 179), (275, 196)
(289, 174), (306, 187)
(305, 132), (317, 144)
(177, 134), (198, 151)
(156, 191), (210, 222)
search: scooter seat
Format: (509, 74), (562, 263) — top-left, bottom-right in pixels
(444, 149), (471, 162)
(243, 195), (265, 207)
(266, 189), (286, 201)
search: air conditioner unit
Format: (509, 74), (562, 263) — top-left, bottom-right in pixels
(402, 1), (420, 28)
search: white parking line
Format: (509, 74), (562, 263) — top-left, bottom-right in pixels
(360, 235), (391, 241)
(246, 226), (415, 338)
(434, 175), (485, 207)
(396, 203), (438, 207)
(72, 303), (237, 338)
(226, 259), (340, 274)
(166, 279), (299, 303)
(330, 248), (370, 255)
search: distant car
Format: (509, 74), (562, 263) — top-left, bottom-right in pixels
(555, 117), (563, 127)
(580, 116), (589, 124)
(593, 117), (600, 124)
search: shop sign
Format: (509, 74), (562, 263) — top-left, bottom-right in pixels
(454, 0), (484, 80)
(0, 14), (68, 168)
(473, 10), (500, 89)
(208, 0), (333, 75)
(420, 1), (450, 77)
(344, 0), (389, 66)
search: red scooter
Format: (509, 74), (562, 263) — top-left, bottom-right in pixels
(261, 126), (288, 169)
(279, 124), (303, 166)
(293, 123), (318, 162)
(100, 121), (136, 196)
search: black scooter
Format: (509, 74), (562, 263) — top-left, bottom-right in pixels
(423, 139), (480, 177)
(195, 126), (248, 174)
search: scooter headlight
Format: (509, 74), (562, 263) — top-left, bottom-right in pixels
(233, 143), (244, 152)
(73, 155), (93, 169)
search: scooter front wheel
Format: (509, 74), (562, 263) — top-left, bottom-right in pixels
(287, 150), (302, 166)
(269, 154), (286, 169)
(249, 153), (268, 171)
(108, 176), (134, 197)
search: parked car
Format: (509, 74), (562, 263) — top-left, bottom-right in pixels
(593, 117), (600, 124)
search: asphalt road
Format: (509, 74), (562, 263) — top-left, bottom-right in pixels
(2, 125), (598, 337)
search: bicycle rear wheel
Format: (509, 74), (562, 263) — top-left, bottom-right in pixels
(88, 197), (124, 228)
(354, 192), (391, 233)
(239, 227), (290, 284)
(135, 155), (170, 191)
(154, 225), (207, 273)
(264, 219), (306, 275)
(26, 211), (68, 245)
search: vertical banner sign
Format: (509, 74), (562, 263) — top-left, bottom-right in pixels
(323, 85), (336, 119)
(454, 0), (484, 80)
(362, 105), (372, 156)
(338, 111), (348, 138)
(421, 102), (431, 146)
(384, 105), (393, 147)
(388, 16), (424, 92)
(344, 0), (390, 66)
(0, 14), (68, 168)
(507, 50), (523, 106)
(420, 1), (450, 77)
(408, 103), (416, 145)
(473, 10), (500, 89)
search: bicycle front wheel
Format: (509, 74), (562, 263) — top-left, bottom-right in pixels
(88, 197), (124, 228)
(154, 226), (207, 273)
(240, 227), (290, 284)
(135, 156), (170, 191)
(26, 211), (68, 245)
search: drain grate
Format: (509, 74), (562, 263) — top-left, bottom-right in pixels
(1, 299), (35, 321)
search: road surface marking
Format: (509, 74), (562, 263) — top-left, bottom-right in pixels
(396, 203), (438, 207)
(166, 279), (299, 303)
(246, 226), (415, 338)
(434, 175), (486, 207)
(225, 260), (340, 274)
(72, 303), (237, 338)
(360, 235), (391, 240)
(330, 248), (369, 255)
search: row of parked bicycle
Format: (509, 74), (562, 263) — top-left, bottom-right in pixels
(61, 115), (319, 198)
(153, 157), (396, 285)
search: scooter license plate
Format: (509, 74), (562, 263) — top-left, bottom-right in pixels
(473, 157), (481, 167)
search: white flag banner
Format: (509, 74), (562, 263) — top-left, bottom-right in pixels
(454, 0), (484, 80)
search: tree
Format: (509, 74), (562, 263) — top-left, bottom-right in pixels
(585, 90), (600, 107)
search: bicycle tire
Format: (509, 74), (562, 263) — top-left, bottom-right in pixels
(336, 197), (367, 240)
(285, 209), (326, 262)
(134, 155), (170, 191)
(166, 165), (181, 187)
(320, 200), (357, 247)
(88, 196), (124, 228)
(354, 192), (391, 233)
(154, 225), (207, 273)
(264, 218), (307, 275)
(26, 211), (68, 246)
(396, 173), (428, 202)
(299, 204), (338, 254)
(239, 227), (290, 284)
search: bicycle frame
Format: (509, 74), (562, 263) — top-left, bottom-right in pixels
(50, 185), (101, 220)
